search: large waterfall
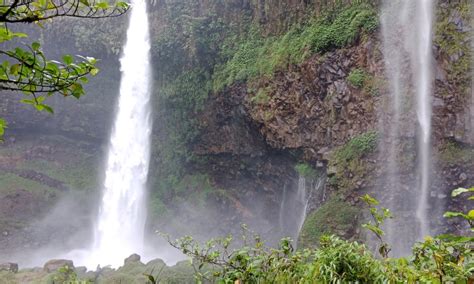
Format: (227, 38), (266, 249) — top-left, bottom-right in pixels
(380, 0), (434, 255)
(88, 0), (152, 268)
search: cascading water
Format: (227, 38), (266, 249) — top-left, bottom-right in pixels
(295, 176), (309, 236)
(414, 0), (434, 240)
(380, 0), (434, 255)
(88, 0), (152, 268)
(278, 174), (324, 246)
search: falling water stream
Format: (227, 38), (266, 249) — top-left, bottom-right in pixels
(88, 0), (152, 268)
(279, 175), (325, 246)
(381, 0), (434, 255)
(414, 0), (434, 240)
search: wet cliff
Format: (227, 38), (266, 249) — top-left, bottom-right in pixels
(0, 0), (472, 257)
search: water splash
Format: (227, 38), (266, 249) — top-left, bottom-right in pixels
(88, 0), (152, 268)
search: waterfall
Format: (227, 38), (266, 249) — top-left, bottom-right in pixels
(88, 0), (152, 268)
(295, 176), (309, 236)
(380, 0), (434, 255)
(278, 174), (324, 246)
(414, 0), (434, 240)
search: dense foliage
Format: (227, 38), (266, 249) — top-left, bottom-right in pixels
(162, 191), (473, 283)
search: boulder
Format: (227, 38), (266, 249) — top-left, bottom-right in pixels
(43, 259), (74, 273)
(124, 253), (141, 265)
(0, 262), (18, 273)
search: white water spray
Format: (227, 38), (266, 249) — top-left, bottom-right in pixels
(88, 0), (152, 268)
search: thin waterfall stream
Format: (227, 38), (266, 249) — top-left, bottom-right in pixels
(88, 0), (152, 268)
(414, 0), (434, 240)
(380, 0), (435, 256)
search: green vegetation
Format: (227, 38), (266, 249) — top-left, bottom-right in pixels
(328, 131), (378, 192)
(148, 3), (379, 218)
(0, 0), (130, 140)
(434, 1), (471, 93)
(298, 197), (360, 248)
(347, 68), (368, 88)
(294, 163), (317, 178)
(166, 193), (474, 283)
(443, 187), (474, 230)
(334, 131), (378, 162)
(213, 3), (378, 91)
(440, 140), (474, 164)
(0, 173), (54, 195)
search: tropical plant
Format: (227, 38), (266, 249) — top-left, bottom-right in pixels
(0, 0), (129, 139)
(162, 194), (473, 283)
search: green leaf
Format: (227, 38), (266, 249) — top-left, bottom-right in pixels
(35, 104), (44, 111)
(9, 64), (20, 76)
(63, 55), (73, 65)
(20, 99), (35, 105)
(0, 118), (7, 137)
(90, 67), (99, 76)
(443, 212), (467, 219)
(32, 42), (41, 51)
(38, 104), (54, 114)
(361, 194), (379, 206)
(95, 2), (109, 9)
(468, 210), (474, 220)
(452, 187), (474, 197)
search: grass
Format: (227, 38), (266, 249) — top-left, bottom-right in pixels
(334, 131), (378, 162)
(17, 157), (98, 191)
(0, 172), (55, 195)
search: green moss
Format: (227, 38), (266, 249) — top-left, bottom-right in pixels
(0, 173), (55, 195)
(250, 87), (271, 105)
(294, 163), (317, 178)
(439, 140), (474, 164)
(17, 157), (97, 191)
(298, 197), (360, 248)
(347, 68), (367, 88)
(434, 1), (471, 94)
(328, 131), (378, 191)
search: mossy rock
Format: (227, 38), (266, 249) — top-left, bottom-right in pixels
(298, 197), (361, 248)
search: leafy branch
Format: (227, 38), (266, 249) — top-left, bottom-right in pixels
(361, 194), (392, 258)
(0, 0), (129, 23)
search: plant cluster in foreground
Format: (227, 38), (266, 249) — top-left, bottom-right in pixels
(156, 189), (473, 283)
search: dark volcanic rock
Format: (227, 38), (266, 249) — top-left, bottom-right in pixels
(43, 259), (74, 273)
(0, 262), (18, 273)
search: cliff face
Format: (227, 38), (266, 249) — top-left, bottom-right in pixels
(0, 0), (472, 255)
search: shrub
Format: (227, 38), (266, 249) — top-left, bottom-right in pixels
(298, 197), (360, 248)
(347, 68), (367, 88)
(335, 131), (378, 162)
